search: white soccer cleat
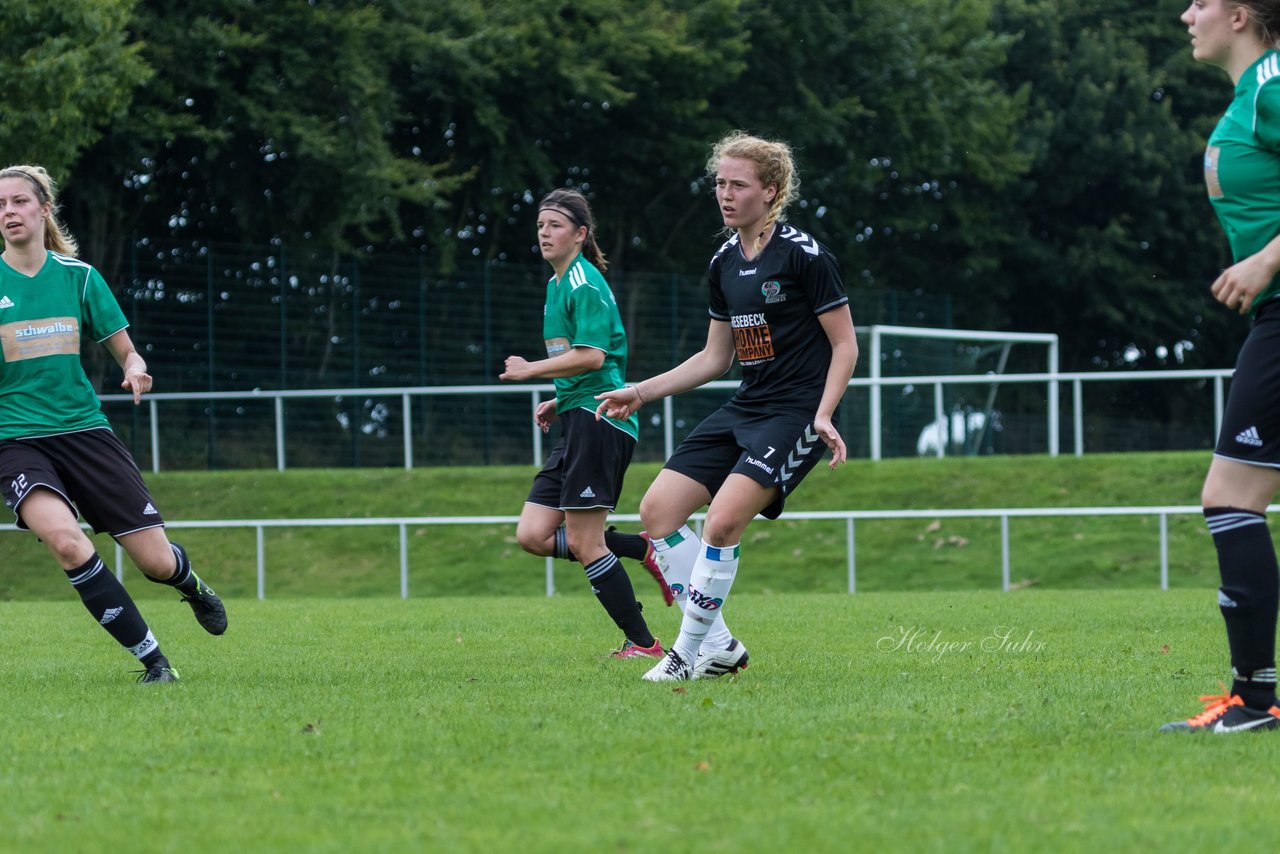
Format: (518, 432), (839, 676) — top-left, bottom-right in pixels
(643, 649), (693, 682)
(693, 637), (750, 679)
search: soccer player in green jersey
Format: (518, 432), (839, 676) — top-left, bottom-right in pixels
(1163, 0), (1280, 732)
(0, 165), (226, 684)
(597, 133), (858, 682)
(500, 188), (671, 660)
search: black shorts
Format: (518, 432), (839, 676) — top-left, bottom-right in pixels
(1217, 299), (1280, 467)
(526, 407), (637, 511)
(664, 401), (828, 520)
(0, 428), (165, 536)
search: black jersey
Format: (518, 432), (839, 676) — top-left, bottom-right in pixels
(706, 224), (849, 411)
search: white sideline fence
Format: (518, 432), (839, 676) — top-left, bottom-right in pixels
(88, 322), (1233, 471)
(96, 368), (1235, 471)
(4, 505), (1247, 599)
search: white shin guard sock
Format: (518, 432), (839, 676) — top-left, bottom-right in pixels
(673, 542), (740, 665)
(650, 526), (734, 650)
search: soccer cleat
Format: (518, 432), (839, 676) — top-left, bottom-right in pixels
(643, 648), (693, 682)
(639, 532), (675, 606)
(181, 578), (228, 635)
(1160, 692), (1280, 733)
(136, 658), (180, 684)
(610, 637), (665, 659)
(694, 637), (750, 679)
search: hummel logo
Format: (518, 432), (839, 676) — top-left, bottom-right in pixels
(579, 486), (596, 499)
(738, 267), (757, 276)
(1212, 715), (1278, 733)
(0, 296), (12, 310)
(1236, 426), (1264, 447)
(100, 607), (123, 625)
(143, 503), (158, 515)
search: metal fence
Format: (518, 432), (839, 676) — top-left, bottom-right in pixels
(98, 365), (1231, 473)
(4, 504), (1220, 599)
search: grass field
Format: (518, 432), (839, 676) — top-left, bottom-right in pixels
(3, 590), (1274, 852)
(3, 452), (1273, 850)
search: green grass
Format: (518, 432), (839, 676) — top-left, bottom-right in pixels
(0, 451), (1222, 600)
(2, 590), (1272, 852)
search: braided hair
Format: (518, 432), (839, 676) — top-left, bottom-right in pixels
(706, 131), (800, 254)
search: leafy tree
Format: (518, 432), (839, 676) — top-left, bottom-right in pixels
(981, 0), (1234, 370)
(64, 0), (462, 273)
(386, 0), (748, 273)
(0, 0), (147, 181)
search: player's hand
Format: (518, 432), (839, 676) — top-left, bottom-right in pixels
(1211, 254), (1276, 315)
(534, 399), (558, 433)
(121, 367), (152, 405)
(499, 355), (534, 381)
(814, 415), (846, 470)
(594, 386), (642, 421)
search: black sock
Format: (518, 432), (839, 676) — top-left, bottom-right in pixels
(65, 553), (165, 665)
(555, 527), (573, 561)
(556, 526), (648, 563)
(605, 526), (647, 561)
(145, 542), (201, 595)
(584, 552), (655, 647)
(1206, 507), (1279, 709)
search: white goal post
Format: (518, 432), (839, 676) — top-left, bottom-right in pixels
(867, 325), (1060, 460)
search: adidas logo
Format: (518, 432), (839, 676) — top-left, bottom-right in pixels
(0, 296), (12, 309)
(579, 486), (596, 499)
(143, 503), (158, 515)
(100, 607), (123, 625)
(1236, 426), (1264, 447)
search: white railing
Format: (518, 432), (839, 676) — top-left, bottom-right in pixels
(4, 504), (1233, 599)
(97, 367), (1233, 472)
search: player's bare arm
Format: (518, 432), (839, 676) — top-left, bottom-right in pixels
(1212, 235), (1280, 315)
(815, 305), (857, 469)
(500, 346), (605, 382)
(595, 320), (735, 420)
(103, 329), (152, 405)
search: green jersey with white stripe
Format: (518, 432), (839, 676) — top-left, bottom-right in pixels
(1205, 50), (1280, 313)
(0, 251), (129, 440)
(542, 254), (638, 439)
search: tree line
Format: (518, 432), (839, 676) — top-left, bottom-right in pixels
(0, 0), (1241, 371)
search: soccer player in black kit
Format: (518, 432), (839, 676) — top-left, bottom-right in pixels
(596, 131), (858, 681)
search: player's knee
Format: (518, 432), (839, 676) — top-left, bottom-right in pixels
(42, 526), (92, 566)
(565, 530), (603, 562)
(639, 494), (676, 536)
(701, 513), (745, 548)
(132, 549), (175, 579)
(515, 527), (551, 557)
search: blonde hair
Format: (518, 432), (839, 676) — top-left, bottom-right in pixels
(0, 165), (79, 257)
(706, 131), (800, 253)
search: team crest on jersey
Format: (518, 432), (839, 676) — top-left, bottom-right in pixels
(762, 281), (786, 304)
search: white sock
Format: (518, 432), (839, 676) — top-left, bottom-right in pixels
(650, 526), (733, 650)
(672, 542), (740, 665)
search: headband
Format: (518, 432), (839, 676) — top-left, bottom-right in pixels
(539, 204), (583, 228)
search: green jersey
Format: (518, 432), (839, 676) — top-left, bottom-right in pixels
(543, 254), (638, 440)
(0, 251), (129, 440)
(1206, 51), (1280, 313)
